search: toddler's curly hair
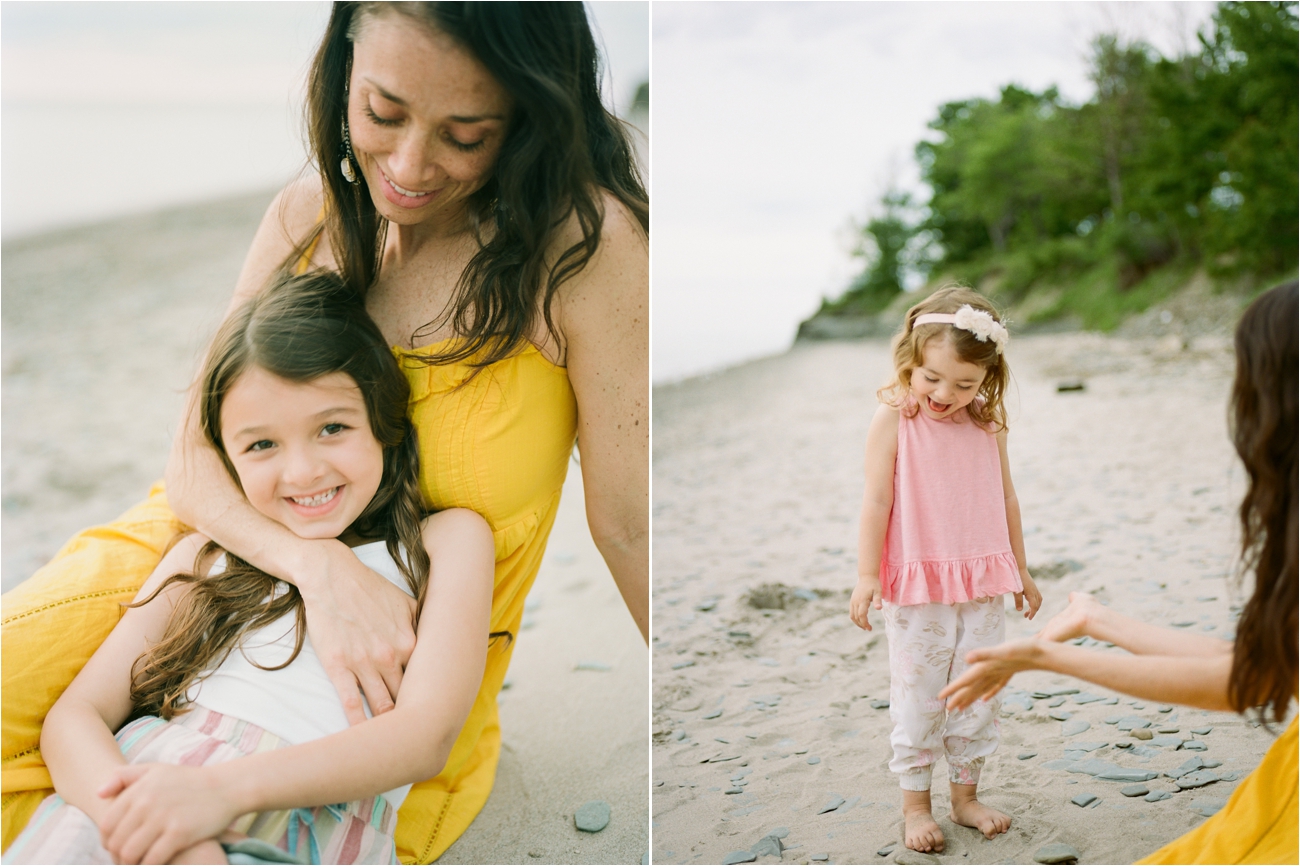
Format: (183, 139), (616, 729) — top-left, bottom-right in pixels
(878, 286), (1011, 432)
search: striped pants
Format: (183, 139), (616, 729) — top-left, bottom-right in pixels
(3, 706), (397, 864)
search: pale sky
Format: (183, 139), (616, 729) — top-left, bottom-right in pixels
(652, 1), (1217, 382)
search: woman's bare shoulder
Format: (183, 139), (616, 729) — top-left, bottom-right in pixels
(229, 174), (330, 308)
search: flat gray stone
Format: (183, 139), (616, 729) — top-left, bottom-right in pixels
(1116, 717), (1152, 731)
(818, 796), (845, 814)
(877, 843), (897, 857)
(1175, 770), (1220, 790)
(725, 787), (745, 794)
(723, 851), (756, 865)
(1070, 792), (1098, 807)
(1158, 705), (1174, 713)
(1073, 692), (1106, 704)
(1062, 719), (1091, 737)
(869, 699), (890, 709)
(1219, 771), (1240, 781)
(1047, 697), (1067, 708)
(1033, 687), (1081, 698)
(1120, 784), (1150, 797)
(1049, 709), (1073, 721)
(1067, 741), (1109, 753)
(1104, 715), (1123, 725)
(807, 756), (821, 765)
(575, 800), (611, 832)
(1115, 742), (1132, 749)
(703, 709), (723, 719)
(1157, 726), (1180, 734)
(1033, 842), (1081, 864)
(1018, 751), (1038, 760)
(1096, 768), (1158, 783)
(1191, 726), (1212, 735)
(671, 660), (696, 670)
(812, 856), (830, 863)
(765, 828), (790, 839)
(1189, 798), (1226, 818)
(1202, 760), (1222, 769)
(1166, 757), (1206, 779)
(1150, 736), (1185, 748)
(1145, 790), (1173, 802)
(751, 835), (784, 858)
(1182, 740), (1208, 751)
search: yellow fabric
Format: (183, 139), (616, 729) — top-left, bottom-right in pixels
(0, 345), (577, 864)
(1137, 717), (1298, 865)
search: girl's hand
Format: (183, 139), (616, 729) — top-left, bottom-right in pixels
(96, 763), (240, 865)
(849, 575), (883, 631)
(297, 540), (418, 724)
(940, 638), (1045, 711)
(1014, 571), (1043, 620)
(1036, 590), (1102, 643)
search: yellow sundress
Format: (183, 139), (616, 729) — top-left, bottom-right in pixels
(1, 338), (578, 863)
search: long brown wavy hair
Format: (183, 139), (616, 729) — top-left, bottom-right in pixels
(1226, 280), (1298, 726)
(294, 1), (648, 367)
(878, 286), (1011, 432)
(129, 273), (431, 720)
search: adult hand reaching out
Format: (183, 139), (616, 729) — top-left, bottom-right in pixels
(940, 638), (1045, 711)
(295, 539), (418, 724)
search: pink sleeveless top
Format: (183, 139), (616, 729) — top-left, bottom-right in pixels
(879, 400), (1022, 605)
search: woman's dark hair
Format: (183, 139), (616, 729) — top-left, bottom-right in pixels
(129, 273), (430, 720)
(1226, 280), (1298, 726)
(296, 1), (648, 368)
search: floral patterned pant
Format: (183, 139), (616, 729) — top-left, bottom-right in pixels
(883, 597), (1005, 791)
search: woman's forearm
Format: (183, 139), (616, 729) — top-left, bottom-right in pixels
(1039, 642), (1235, 711)
(591, 525), (648, 640)
(1076, 600), (1234, 658)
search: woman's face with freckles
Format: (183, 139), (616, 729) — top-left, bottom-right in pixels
(347, 12), (512, 227)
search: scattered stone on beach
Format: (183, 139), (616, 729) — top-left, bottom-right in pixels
(1097, 767), (1159, 783)
(877, 842), (897, 857)
(817, 796), (846, 814)
(1048, 697), (1067, 708)
(1062, 719), (1091, 737)
(1072, 692), (1106, 704)
(1033, 843), (1082, 864)
(811, 854), (829, 862)
(574, 800), (611, 832)
(1070, 793), (1098, 807)
(1166, 757), (1206, 779)
(1131, 729), (1154, 740)
(1158, 705), (1174, 713)
(1104, 715), (1123, 725)
(1157, 726), (1180, 734)
(1218, 771), (1240, 781)
(1150, 736), (1185, 748)
(807, 756), (821, 765)
(1116, 717), (1151, 731)
(722, 851), (756, 865)
(750, 834), (784, 858)
(1067, 741), (1109, 753)
(703, 709), (723, 719)
(1191, 726), (1212, 735)
(1145, 791), (1174, 802)
(1181, 740), (1208, 752)
(695, 598), (718, 612)
(1018, 751), (1038, 760)
(764, 827), (789, 839)
(1115, 742), (1133, 749)
(671, 660), (696, 670)
(1189, 798), (1226, 818)
(1049, 710), (1073, 721)
(1171, 621), (1196, 628)
(869, 699), (890, 710)
(1201, 760), (1222, 769)
(1121, 784), (1150, 797)
(1175, 770), (1221, 790)
(1056, 380), (1086, 393)
(725, 787), (745, 795)
(1034, 687), (1081, 698)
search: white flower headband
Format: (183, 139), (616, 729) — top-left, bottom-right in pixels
(913, 305), (1009, 354)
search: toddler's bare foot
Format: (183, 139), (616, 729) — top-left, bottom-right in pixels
(949, 784), (1011, 839)
(902, 790), (945, 853)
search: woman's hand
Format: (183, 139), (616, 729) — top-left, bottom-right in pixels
(849, 575), (882, 631)
(1035, 590), (1104, 643)
(96, 763), (240, 865)
(295, 540), (418, 724)
(940, 638), (1046, 711)
(1014, 570), (1043, 620)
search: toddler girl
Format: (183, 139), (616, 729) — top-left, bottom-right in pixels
(4, 273), (497, 865)
(849, 286), (1042, 854)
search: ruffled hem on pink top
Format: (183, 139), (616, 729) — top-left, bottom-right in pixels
(881, 551), (1023, 606)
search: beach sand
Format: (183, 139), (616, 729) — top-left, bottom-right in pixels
(652, 331), (1285, 865)
(1, 192), (648, 864)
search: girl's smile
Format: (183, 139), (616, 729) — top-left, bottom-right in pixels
(911, 337), (988, 420)
(220, 368), (383, 540)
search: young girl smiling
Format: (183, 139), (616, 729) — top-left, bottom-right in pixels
(5, 274), (497, 865)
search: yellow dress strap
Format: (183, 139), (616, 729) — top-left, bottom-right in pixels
(294, 208), (327, 276)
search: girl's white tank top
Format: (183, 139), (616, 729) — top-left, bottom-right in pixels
(185, 540), (414, 809)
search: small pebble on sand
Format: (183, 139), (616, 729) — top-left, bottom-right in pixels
(1191, 726), (1212, 735)
(574, 800), (611, 833)
(1033, 843), (1082, 864)
(722, 851), (756, 865)
(1145, 791), (1173, 802)
(1049, 710), (1073, 721)
(807, 756), (821, 764)
(1120, 784), (1150, 797)
(877, 843), (897, 857)
(1018, 751), (1038, 760)
(869, 699), (890, 709)
(1070, 793), (1098, 807)
(817, 796), (845, 814)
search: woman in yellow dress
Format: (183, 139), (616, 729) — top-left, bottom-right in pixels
(1, 3), (647, 862)
(941, 281), (1298, 865)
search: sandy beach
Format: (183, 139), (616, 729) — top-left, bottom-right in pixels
(1, 193), (647, 864)
(651, 326), (1286, 865)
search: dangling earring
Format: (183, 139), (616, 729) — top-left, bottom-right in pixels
(339, 117), (359, 185)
